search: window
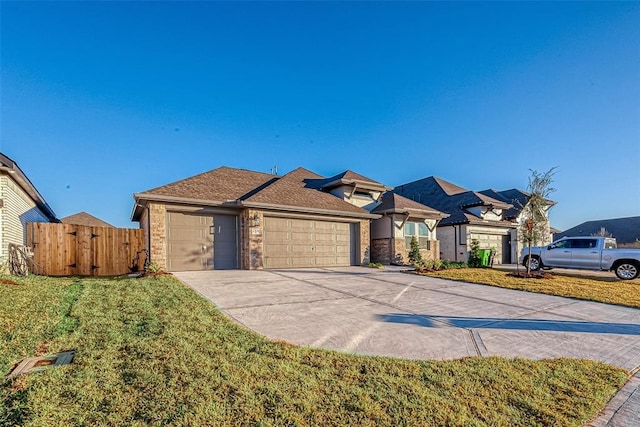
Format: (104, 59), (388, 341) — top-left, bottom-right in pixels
(551, 239), (572, 249)
(404, 221), (431, 249)
(572, 239), (598, 249)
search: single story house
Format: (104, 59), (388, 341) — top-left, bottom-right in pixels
(394, 176), (555, 264)
(0, 153), (57, 262)
(132, 166), (390, 271)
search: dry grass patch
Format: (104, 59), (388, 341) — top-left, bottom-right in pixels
(423, 268), (640, 308)
(1, 274), (629, 426)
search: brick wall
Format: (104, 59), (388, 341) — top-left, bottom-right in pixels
(371, 238), (391, 264)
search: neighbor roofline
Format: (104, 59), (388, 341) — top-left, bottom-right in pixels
(460, 201), (513, 210)
(237, 201), (381, 219)
(0, 153), (57, 221)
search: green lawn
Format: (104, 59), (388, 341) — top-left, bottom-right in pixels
(1, 274), (628, 426)
(422, 268), (640, 309)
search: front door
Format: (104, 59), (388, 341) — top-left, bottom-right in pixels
(501, 235), (511, 264)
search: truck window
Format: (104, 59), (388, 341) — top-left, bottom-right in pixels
(553, 240), (572, 249)
(604, 239), (617, 249)
(579, 239), (598, 248)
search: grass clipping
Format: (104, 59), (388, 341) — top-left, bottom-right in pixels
(1, 275), (629, 427)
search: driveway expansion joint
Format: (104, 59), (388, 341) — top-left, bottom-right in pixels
(469, 330), (487, 356)
(222, 295), (356, 310)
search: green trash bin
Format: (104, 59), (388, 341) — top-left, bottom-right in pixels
(479, 249), (491, 267)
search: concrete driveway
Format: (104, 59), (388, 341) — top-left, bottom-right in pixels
(174, 266), (640, 372)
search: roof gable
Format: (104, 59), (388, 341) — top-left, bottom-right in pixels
(371, 192), (447, 218)
(315, 169), (389, 191)
(243, 167), (369, 215)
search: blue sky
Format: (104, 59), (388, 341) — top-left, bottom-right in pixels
(1, 1), (639, 230)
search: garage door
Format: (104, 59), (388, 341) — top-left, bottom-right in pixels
(167, 212), (238, 271)
(472, 233), (509, 265)
(263, 217), (357, 268)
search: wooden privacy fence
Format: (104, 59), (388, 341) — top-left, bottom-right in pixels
(26, 223), (145, 276)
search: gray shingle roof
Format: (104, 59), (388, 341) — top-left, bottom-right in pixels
(555, 216), (640, 244)
(394, 176), (512, 226)
(479, 188), (556, 220)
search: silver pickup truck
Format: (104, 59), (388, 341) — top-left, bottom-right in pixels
(520, 236), (640, 280)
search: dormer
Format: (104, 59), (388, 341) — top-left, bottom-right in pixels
(319, 170), (391, 209)
(462, 193), (512, 222)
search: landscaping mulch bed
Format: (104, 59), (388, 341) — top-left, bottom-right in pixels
(507, 271), (555, 279)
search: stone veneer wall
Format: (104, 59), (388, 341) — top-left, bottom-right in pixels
(242, 209), (264, 270)
(147, 203), (167, 270)
(359, 219), (371, 265)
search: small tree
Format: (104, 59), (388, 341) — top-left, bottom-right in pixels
(520, 167), (557, 274)
(468, 239), (482, 267)
(408, 236), (423, 267)
(592, 227), (613, 238)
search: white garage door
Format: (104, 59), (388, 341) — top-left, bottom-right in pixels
(263, 217), (357, 268)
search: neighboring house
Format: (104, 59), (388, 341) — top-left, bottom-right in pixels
(369, 192), (448, 264)
(0, 153), (57, 262)
(394, 177), (555, 264)
(60, 212), (114, 228)
(555, 217), (640, 248)
(132, 167), (383, 271)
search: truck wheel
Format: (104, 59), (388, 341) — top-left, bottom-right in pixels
(615, 262), (639, 280)
(524, 256), (541, 271)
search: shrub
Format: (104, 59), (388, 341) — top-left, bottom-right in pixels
(441, 261), (468, 269)
(408, 236), (423, 267)
(367, 262), (384, 269)
(468, 239), (482, 267)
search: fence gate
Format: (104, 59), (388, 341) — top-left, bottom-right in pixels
(26, 223), (145, 276)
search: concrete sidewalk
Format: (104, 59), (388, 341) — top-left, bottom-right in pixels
(175, 267), (640, 426)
